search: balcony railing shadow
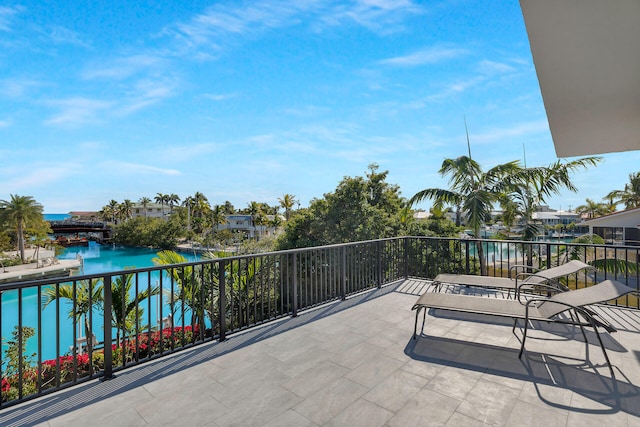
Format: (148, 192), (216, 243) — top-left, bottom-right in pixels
(406, 334), (640, 417)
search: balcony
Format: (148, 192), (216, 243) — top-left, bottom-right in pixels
(1, 237), (639, 425)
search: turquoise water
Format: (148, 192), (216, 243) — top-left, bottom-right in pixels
(2, 242), (200, 363)
(44, 213), (71, 221)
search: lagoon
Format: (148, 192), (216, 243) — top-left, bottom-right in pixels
(1, 242), (201, 363)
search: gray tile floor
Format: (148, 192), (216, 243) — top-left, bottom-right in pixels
(1, 279), (639, 426)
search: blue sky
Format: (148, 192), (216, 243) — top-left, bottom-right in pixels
(1, 0), (638, 214)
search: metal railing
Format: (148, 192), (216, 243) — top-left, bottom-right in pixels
(1, 236), (638, 407)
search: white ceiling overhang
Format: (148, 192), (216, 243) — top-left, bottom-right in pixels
(520, 0), (640, 157)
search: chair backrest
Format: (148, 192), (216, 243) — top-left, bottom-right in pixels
(537, 279), (636, 318)
(521, 260), (593, 285)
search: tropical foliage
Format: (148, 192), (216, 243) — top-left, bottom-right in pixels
(0, 194), (46, 262)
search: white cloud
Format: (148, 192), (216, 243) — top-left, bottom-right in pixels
(0, 78), (42, 98)
(102, 161), (181, 176)
(380, 46), (467, 66)
(82, 55), (165, 80)
(0, 119), (11, 128)
(44, 97), (114, 126)
(166, 0), (424, 55)
(471, 120), (550, 145)
(202, 92), (239, 101)
(477, 60), (516, 75)
(0, 6), (22, 32)
(116, 79), (176, 115)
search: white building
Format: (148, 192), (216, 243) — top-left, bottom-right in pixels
(581, 208), (640, 246)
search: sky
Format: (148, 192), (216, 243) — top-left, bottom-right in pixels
(1, 0), (638, 214)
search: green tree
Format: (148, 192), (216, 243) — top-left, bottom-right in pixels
(168, 193), (181, 213)
(605, 171), (640, 210)
(42, 280), (104, 355)
(118, 199), (133, 222)
(155, 193), (168, 218)
(575, 198), (607, 219)
(0, 195), (45, 263)
(139, 196), (152, 219)
(278, 163), (405, 249)
(111, 270), (159, 353)
(501, 158), (600, 242)
(410, 156), (520, 275)
(278, 194), (297, 220)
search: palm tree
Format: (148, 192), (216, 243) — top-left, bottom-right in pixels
(278, 194), (297, 220)
(168, 194), (180, 214)
(111, 271), (159, 353)
(575, 198), (607, 219)
(118, 199), (133, 222)
(152, 251), (217, 337)
(107, 199), (120, 224)
(0, 195), (44, 263)
(42, 279), (104, 355)
(155, 193), (167, 218)
(410, 156), (520, 275)
(605, 171), (640, 210)
(501, 158), (601, 242)
(211, 205), (227, 232)
(139, 197), (152, 219)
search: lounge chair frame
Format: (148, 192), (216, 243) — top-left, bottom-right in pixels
(412, 280), (639, 378)
(432, 260), (594, 299)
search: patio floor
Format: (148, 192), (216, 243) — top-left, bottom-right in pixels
(1, 279), (639, 426)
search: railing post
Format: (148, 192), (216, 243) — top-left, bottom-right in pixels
(376, 240), (382, 288)
(464, 240), (470, 274)
(292, 252), (298, 317)
(219, 260), (227, 341)
(341, 246), (347, 300)
(546, 242), (552, 268)
(102, 275), (113, 381)
(403, 237), (409, 279)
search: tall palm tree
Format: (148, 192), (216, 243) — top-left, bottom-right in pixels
(155, 193), (167, 218)
(605, 171), (640, 210)
(0, 194), (44, 263)
(278, 194), (297, 220)
(111, 271), (159, 353)
(107, 199), (120, 224)
(211, 205), (227, 232)
(139, 196), (152, 219)
(410, 156), (520, 275)
(575, 198), (607, 219)
(167, 194), (180, 213)
(502, 158), (601, 242)
(42, 280), (104, 355)
(118, 199), (133, 222)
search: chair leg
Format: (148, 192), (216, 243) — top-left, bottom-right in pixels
(572, 310), (588, 343)
(589, 318), (616, 379)
(413, 308), (421, 339)
(511, 318), (518, 335)
(519, 317), (529, 359)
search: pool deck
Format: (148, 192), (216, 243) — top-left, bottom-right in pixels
(1, 279), (639, 426)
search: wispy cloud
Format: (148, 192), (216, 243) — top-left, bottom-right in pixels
(0, 166), (78, 191)
(116, 78), (176, 115)
(202, 92), (239, 101)
(477, 59), (516, 75)
(0, 6), (22, 32)
(380, 46), (467, 66)
(165, 0), (424, 56)
(44, 97), (114, 126)
(471, 120), (550, 145)
(82, 54), (166, 80)
(0, 119), (11, 128)
(102, 161), (181, 176)
(0, 78), (43, 98)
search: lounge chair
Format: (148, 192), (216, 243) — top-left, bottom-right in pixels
(432, 260), (594, 299)
(412, 279), (639, 378)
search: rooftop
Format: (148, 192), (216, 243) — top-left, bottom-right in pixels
(2, 279), (639, 426)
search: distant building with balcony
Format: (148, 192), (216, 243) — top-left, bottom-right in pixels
(131, 203), (167, 219)
(582, 207), (640, 246)
(218, 214), (285, 239)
